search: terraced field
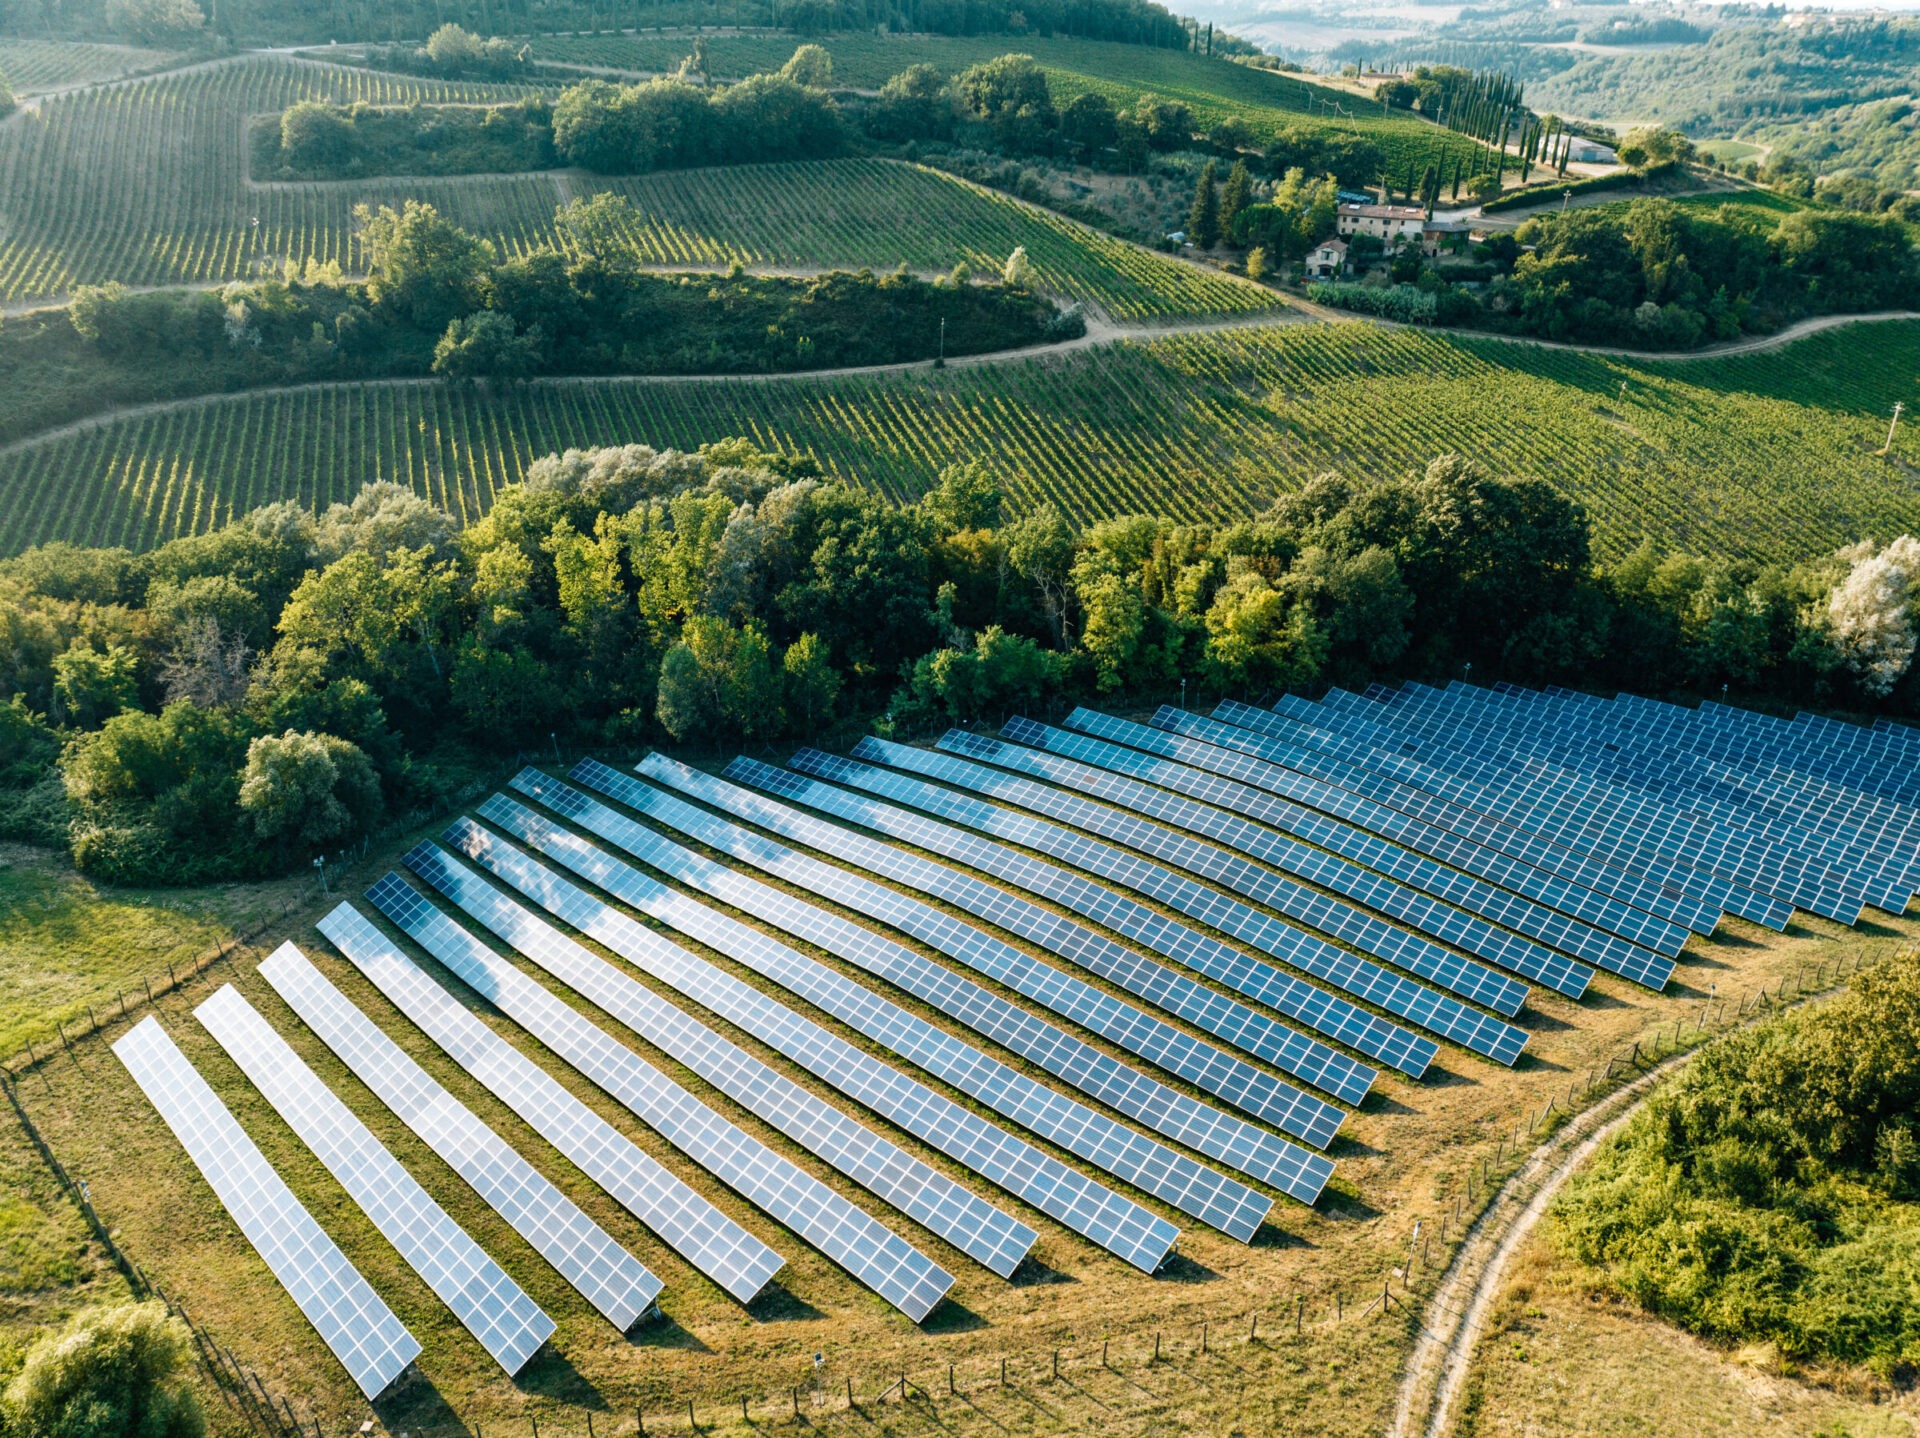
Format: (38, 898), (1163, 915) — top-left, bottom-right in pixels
(0, 53), (1269, 316)
(0, 36), (179, 93)
(536, 30), (1483, 175)
(5, 318), (1916, 563)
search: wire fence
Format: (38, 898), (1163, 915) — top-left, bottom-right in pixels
(5, 866), (1905, 1438)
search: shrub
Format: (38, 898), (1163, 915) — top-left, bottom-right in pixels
(3, 1302), (203, 1438)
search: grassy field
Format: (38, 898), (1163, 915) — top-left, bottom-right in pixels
(0, 53), (1270, 316)
(5, 318), (1919, 563)
(0, 37), (180, 94)
(6, 748), (1913, 1436)
(1458, 1213), (1920, 1436)
(532, 31), (1486, 178)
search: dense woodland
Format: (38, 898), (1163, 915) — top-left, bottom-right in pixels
(2, 442), (1915, 886)
(1556, 956), (1920, 1372)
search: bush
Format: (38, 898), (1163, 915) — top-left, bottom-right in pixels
(3, 1302), (204, 1438)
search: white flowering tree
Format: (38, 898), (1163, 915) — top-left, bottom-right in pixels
(1827, 535), (1920, 696)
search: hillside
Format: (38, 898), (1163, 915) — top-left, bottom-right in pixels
(5, 317), (1919, 564)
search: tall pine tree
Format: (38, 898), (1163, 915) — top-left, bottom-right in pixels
(1187, 160), (1220, 248)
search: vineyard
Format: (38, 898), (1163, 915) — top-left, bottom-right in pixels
(0, 54), (1269, 317)
(533, 31), (1484, 173)
(4, 318), (1917, 563)
(0, 37), (179, 94)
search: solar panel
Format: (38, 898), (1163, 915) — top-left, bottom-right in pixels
(257, 945), (663, 1333)
(1309, 688), (1877, 919)
(537, 764), (1270, 1249)
(1266, 696), (1813, 925)
(193, 984), (557, 1375)
(111, 1016), (421, 1400)
(443, 810), (1048, 1278)
(884, 735), (1597, 999)
(823, 741), (1581, 1004)
(404, 838), (1027, 1286)
(1057, 710), (1706, 982)
(721, 754), (1530, 1068)
(315, 902), (785, 1306)
(495, 779), (1254, 1254)
(364, 869), (954, 1324)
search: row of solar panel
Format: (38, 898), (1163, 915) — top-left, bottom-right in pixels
(1273, 682), (1916, 927)
(133, 746), (1445, 1393)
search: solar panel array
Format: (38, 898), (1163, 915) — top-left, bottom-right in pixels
(402, 836), (1020, 1290)
(551, 763), (1279, 1246)
(257, 943), (665, 1332)
(126, 676), (1913, 1374)
(488, 775), (1199, 1267)
(317, 902), (788, 1306)
(112, 1016), (422, 1400)
(193, 983), (557, 1376)
(719, 753), (1529, 1068)
(364, 868), (956, 1323)
(440, 810), (1040, 1277)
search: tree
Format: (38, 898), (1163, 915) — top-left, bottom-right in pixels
(1006, 502), (1076, 647)
(1246, 245), (1269, 282)
(782, 632), (839, 732)
(868, 64), (951, 143)
(432, 311), (541, 379)
(354, 201), (495, 331)
(105, 0), (203, 41)
(1130, 93), (1192, 151)
(1827, 536), (1920, 696)
(1002, 246), (1034, 288)
(2, 1303), (203, 1438)
(655, 615), (781, 740)
(1188, 160), (1221, 249)
(238, 730), (381, 852)
(50, 641), (140, 728)
(425, 22), (488, 68)
(923, 459), (1004, 534)
(779, 43), (833, 88)
(953, 54), (1052, 126)
(554, 191), (642, 266)
(1218, 159), (1253, 240)
(1059, 92), (1117, 162)
(278, 101), (352, 171)
(158, 615), (252, 708)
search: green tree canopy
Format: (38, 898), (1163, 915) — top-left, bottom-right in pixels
(3, 1302), (203, 1438)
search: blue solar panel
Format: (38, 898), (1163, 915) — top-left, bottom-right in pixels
(883, 734), (1596, 999)
(317, 901), (787, 1306)
(408, 838), (1028, 1290)
(366, 867), (955, 1323)
(727, 753), (1529, 1067)
(508, 773), (1216, 1263)
(468, 794), (1197, 1268)
(836, 739), (1587, 1001)
(549, 763), (1284, 1242)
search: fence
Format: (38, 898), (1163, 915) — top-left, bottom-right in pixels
(5, 874), (1905, 1438)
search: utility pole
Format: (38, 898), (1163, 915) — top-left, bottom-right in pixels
(1881, 400), (1905, 455)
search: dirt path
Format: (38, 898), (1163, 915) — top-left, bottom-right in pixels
(1388, 979), (1854, 1438)
(5, 303), (1916, 457)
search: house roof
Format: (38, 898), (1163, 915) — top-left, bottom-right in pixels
(1338, 203), (1427, 220)
(1313, 237), (1350, 253)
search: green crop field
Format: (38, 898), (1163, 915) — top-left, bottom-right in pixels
(5, 318), (1918, 564)
(0, 53), (1270, 317)
(534, 30), (1484, 174)
(0, 37), (180, 93)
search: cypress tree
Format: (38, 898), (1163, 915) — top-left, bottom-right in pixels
(1219, 158), (1252, 240)
(1187, 159), (1220, 248)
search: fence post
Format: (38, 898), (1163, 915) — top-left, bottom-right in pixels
(1296, 1295), (1303, 1334)
(688, 1399), (696, 1430)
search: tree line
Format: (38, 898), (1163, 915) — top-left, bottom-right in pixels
(3, 443), (1916, 886)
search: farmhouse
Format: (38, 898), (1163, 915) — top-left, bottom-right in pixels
(1337, 202), (1427, 244)
(1422, 221), (1472, 257)
(1305, 237), (1348, 277)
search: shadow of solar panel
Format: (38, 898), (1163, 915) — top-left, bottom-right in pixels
(544, 763), (1278, 1247)
(257, 944), (664, 1332)
(442, 809), (1041, 1278)
(492, 779), (1221, 1261)
(366, 869), (953, 1323)
(802, 744), (1555, 1012)
(194, 985), (556, 1375)
(728, 754), (1528, 1069)
(111, 1017), (421, 1400)
(408, 835), (1028, 1286)
(873, 736), (1595, 1001)
(316, 903), (785, 1306)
